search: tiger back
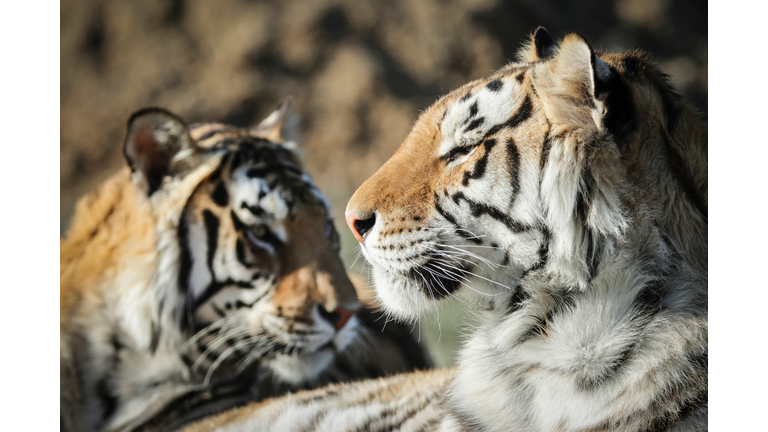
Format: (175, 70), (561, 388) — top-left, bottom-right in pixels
(60, 102), (430, 432)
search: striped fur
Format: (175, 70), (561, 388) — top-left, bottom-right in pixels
(189, 28), (707, 431)
(181, 368), (455, 432)
(60, 103), (430, 432)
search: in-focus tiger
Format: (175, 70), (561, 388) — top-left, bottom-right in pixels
(60, 102), (431, 432)
(183, 28), (707, 431)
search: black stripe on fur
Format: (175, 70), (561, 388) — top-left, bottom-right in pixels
(451, 192), (529, 234)
(480, 96), (533, 142)
(507, 287), (531, 314)
(507, 138), (521, 204)
(461, 139), (496, 186)
(211, 182), (228, 207)
(519, 227), (551, 282)
(96, 377), (117, 425)
(203, 210), (220, 272)
(518, 290), (578, 345)
(434, 198), (484, 244)
(486, 79), (503, 92)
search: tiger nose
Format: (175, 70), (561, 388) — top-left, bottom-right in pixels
(345, 211), (376, 243)
(318, 306), (358, 330)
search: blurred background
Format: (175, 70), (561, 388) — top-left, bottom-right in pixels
(61, 0), (706, 366)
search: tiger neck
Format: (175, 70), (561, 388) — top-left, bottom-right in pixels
(451, 231), (705, 430)
(621, 95), (707, 272)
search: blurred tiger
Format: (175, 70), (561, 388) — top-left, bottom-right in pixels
(181, 27), (707, 431)
(60, 101), (431, 432)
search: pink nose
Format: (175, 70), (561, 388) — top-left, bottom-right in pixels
(345, 212), (375, 243)
(332, 307), (357, 330)
(319, 306), (359, 330)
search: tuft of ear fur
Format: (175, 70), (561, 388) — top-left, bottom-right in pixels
(250, 98), (302, 148)
(540, 133), (628, 289)
(518, 26), (557, 63)
(532, 33), (613, 131)
(124, 108), (200, 195)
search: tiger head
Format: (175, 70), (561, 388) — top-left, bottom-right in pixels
(124, 101), (360, 384)
(346, 28), (706, 321)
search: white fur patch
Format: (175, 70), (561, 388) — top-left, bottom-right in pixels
(439, 78), (522, 157)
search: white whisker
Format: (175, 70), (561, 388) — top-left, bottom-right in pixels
(191, 327), (252, 371)
(203, 338), (257, 386)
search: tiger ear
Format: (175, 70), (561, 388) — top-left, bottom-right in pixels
(532, 33), (612, 128)
(250, 98), (301, 145)
(533, 27), (557, 60)
(123, 108), (200, 195)
(518, 26), (557, 62)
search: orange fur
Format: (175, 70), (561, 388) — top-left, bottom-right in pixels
(61, 169), (155, 329)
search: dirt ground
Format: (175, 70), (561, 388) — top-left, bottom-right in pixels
(61, 0), (706, 365)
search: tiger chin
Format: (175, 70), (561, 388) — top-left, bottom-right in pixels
(186, 28), (706, 431)
(60, 102), (430, 432)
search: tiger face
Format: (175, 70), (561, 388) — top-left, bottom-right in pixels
(346, 31), (670, 321)
(346, 75), (548, 321)
(125, 102), (360, 384)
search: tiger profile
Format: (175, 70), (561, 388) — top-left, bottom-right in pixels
(182, 27), (707, 431)
(60, 102), (431, 432)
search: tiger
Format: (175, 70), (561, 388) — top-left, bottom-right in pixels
(60, 101), (431, 432)
(180, 27), (707, 431)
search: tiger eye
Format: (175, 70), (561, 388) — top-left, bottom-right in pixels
(252, 225), (267, 238)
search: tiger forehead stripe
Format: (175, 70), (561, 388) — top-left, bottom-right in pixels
(189, 123), (241, 148)
(486, 79), (503, 92)
(439, 77), (532, 156)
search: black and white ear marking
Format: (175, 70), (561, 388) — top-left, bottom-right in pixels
(250, 98), (299, 144)
(123, 108), (197, 195)
(532, 26), (557, 60)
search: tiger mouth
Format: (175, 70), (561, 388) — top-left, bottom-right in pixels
(186, 329), (336, 370)
(260, 339), (334, 357)
(403, 255), (471, 299)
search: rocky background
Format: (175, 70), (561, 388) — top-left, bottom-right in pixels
(61, 0), (706, 365)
